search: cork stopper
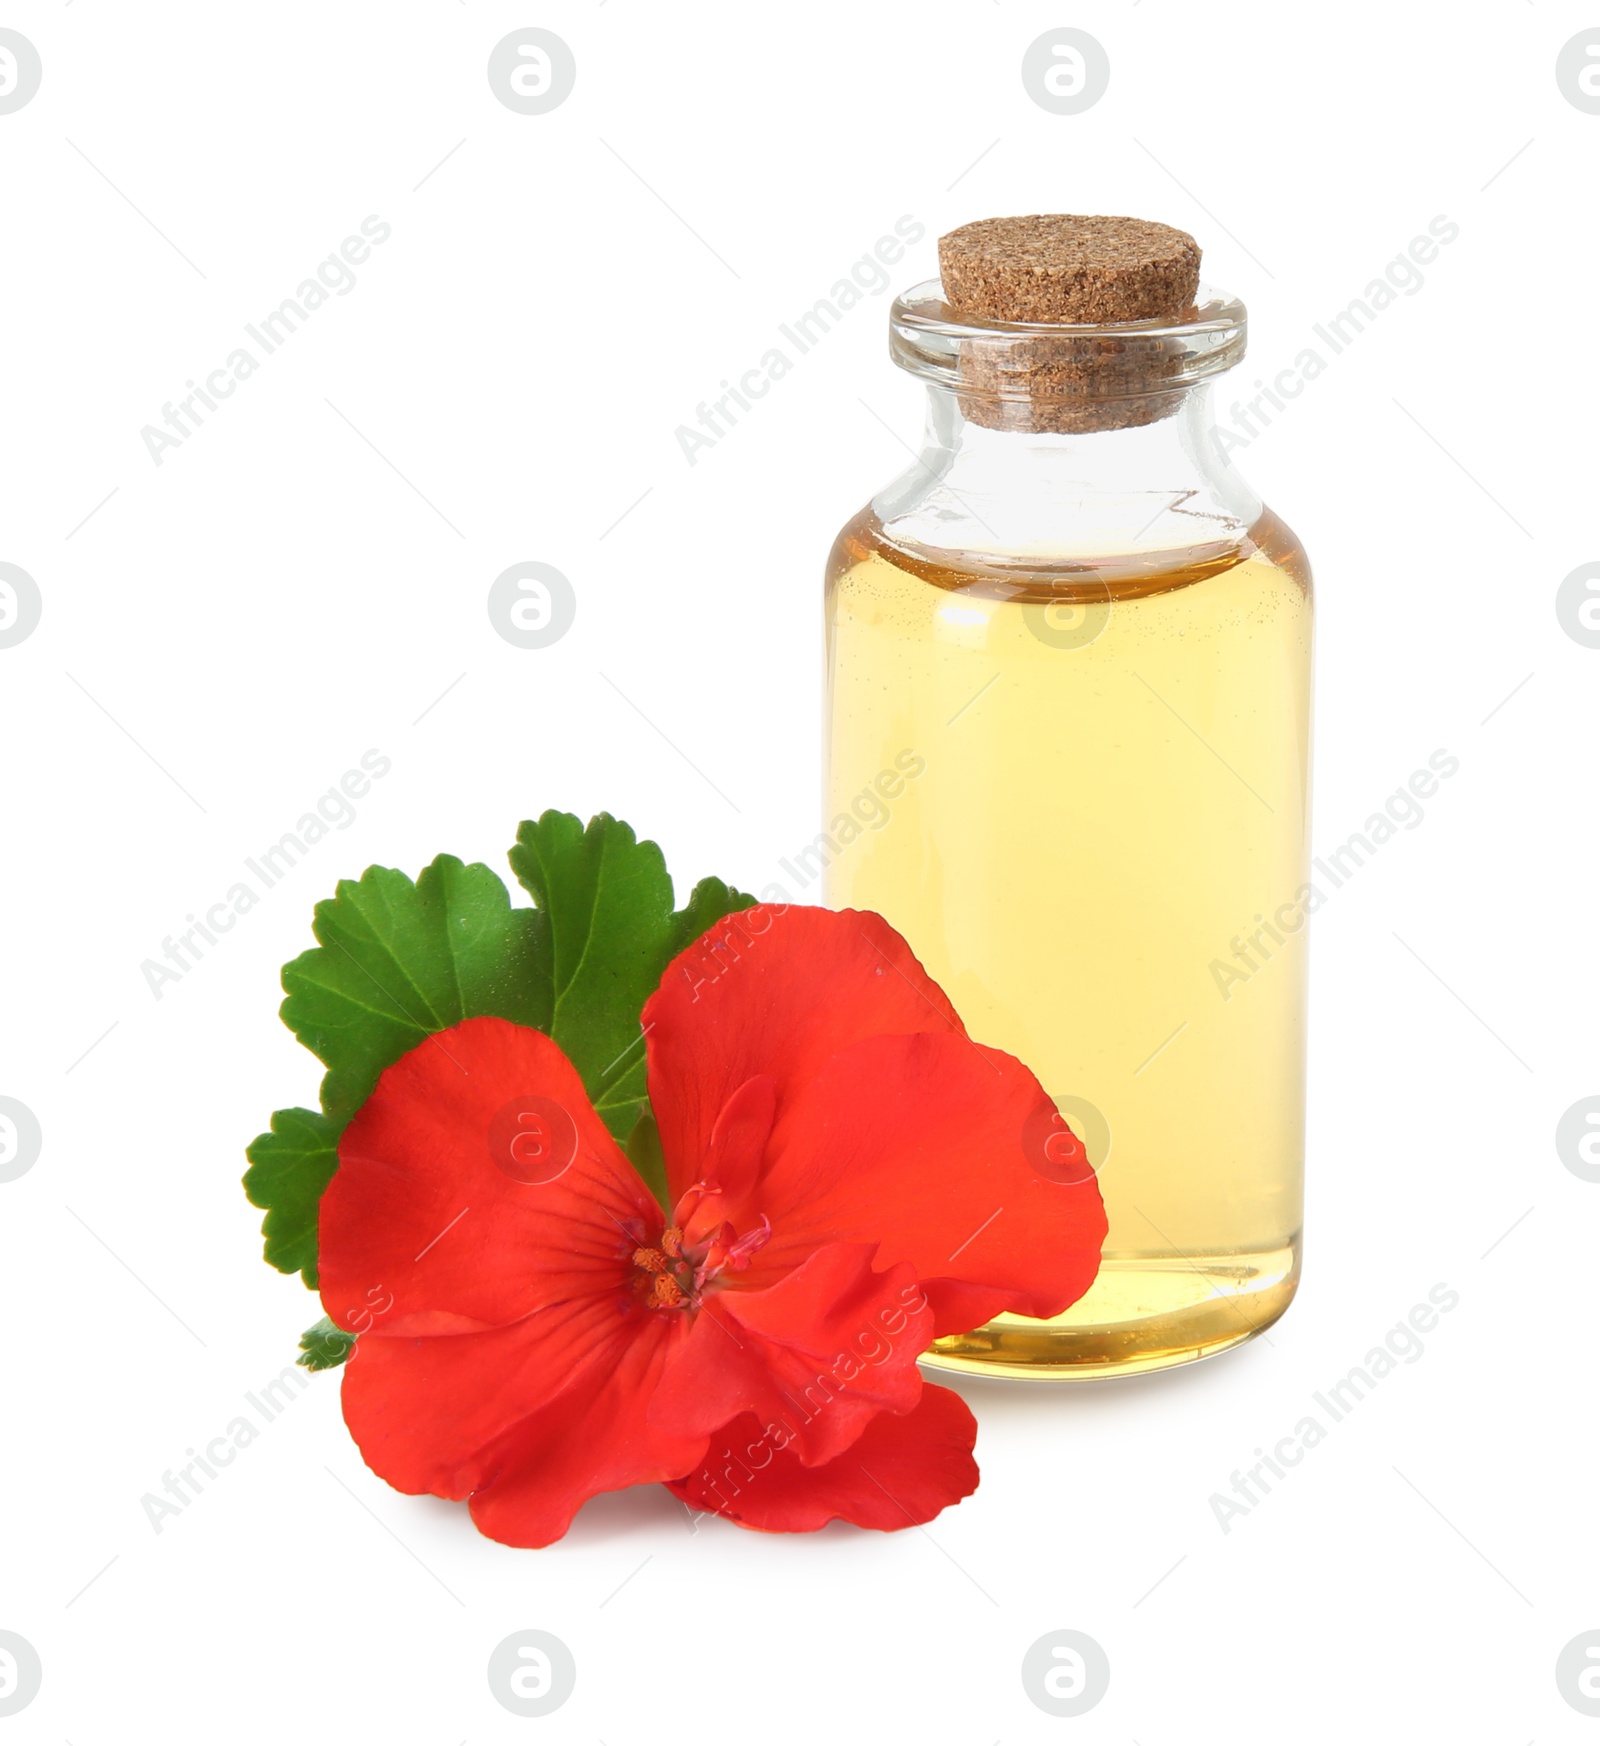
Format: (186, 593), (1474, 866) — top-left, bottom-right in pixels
(939, 215), (1200, 325)
(935, 214), (1203, 433)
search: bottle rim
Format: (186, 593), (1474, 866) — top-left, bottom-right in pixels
(889, 278), (1248, 403)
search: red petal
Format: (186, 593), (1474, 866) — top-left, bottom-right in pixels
(644, 906), (964, 1207)
(465, 1318), (706, 1548)
(651, 1243), (933, 1466)
(724, 1031), (1107, 1335)
(318, 1017), (722, 1544)
(339, 1292), (684, 1499)
(666, 1385), (979, 1533)
(707, 1073), (776, 1191)
(318, 1016), (657, 1336)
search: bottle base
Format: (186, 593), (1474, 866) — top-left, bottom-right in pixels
(921, 1241), (1300, 1380)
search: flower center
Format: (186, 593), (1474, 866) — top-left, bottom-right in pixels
(631, 1234), (696, 1309)
(631, 1214), (771, 1312)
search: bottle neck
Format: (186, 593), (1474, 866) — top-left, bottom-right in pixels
(872, 378), (1263, 576)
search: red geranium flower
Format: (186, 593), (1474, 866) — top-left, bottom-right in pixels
(317, 905), (1105, 1545)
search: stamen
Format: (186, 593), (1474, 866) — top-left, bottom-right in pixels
(653, 1274), (687, 1308)
(632, 1247), (667, 1274)
(661, 1226), (685, 1258)
(721, 1213), (773, 1271)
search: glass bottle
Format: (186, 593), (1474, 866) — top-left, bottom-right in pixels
(824, 278), (1312, 1378)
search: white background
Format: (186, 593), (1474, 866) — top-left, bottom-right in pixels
(2, 2), (1596, 1739)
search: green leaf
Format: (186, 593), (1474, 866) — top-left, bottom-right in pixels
(244, 1107), (340, 1286)
(246, 820), (753, 1291)
(297, 1314), (356, 1371)
(281, 855), (551, 1128)
(508, 811), (753, 1141)
(246, 854), (550, 1284)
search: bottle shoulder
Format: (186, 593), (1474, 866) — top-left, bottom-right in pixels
(828, 500), (1311, 606)
(1243, 504), (1313, 597)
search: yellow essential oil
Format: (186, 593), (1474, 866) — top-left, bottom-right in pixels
(826, 509), (1311, 1377)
